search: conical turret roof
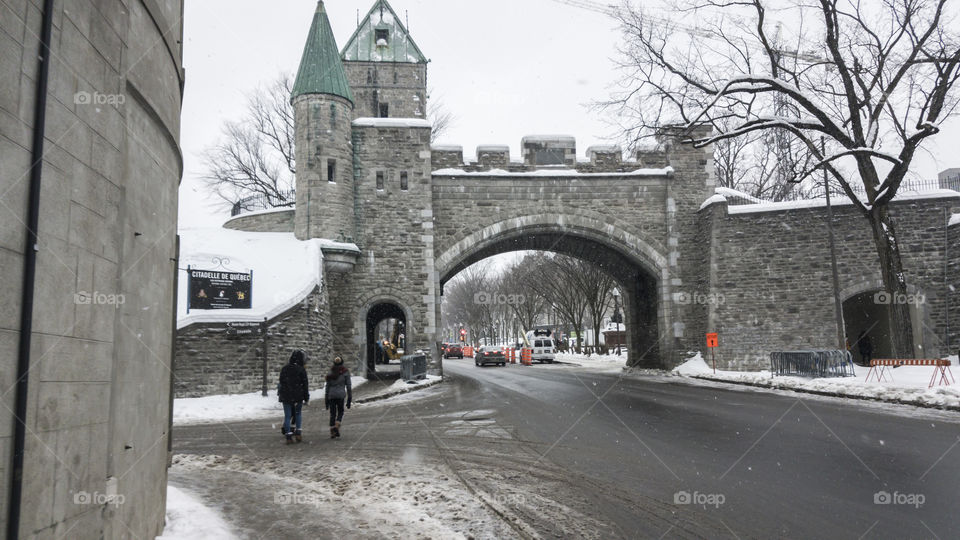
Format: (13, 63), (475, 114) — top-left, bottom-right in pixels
(291, 1), (354, 103)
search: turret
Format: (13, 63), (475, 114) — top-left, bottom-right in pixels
(292, 1), (356, 243)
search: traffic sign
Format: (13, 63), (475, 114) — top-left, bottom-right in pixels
(706, 333), (719, 348)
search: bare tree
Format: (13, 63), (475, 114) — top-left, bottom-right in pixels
(499, 256), (549, 334)
(202, 73), (297, 211)
(605, 0), (960, 357)
(526, 254), (590, 351)
(441, 261), (492, 344)
(428, 88), (455, 142)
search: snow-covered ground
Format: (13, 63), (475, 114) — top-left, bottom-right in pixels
(173, 380), (367, 425)
(157, 484), (237, 540)
(554, 351), (628, 372)
(168, 454), (515, 539)
(674, 353), (960, 410)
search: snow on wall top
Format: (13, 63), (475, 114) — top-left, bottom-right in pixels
(353, 117), (432, 128)
(521, 135), (576, 146)
(431, 145), (463, 152)
(587, 145), (622, 154)
(477, 145), (510, 152)
(177, 228), (326, 329)
(432, 167), (674, 178)
(950, 213), (960, 227)
(699, 188), (960, 214)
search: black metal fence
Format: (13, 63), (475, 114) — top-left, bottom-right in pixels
(770, 350), (856, 378)
(230, 190), (296, 217)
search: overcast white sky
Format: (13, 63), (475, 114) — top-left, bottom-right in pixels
(178, 0), (960, 230)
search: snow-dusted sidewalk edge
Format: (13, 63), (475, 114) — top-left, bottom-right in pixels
(355, 375), (443, 404)
(668, 355), (960, 412)
(158, 484), (238, 539)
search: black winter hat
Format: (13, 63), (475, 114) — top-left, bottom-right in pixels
(290, 350), (306, 366)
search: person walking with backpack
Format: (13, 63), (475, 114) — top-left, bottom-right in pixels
(325, 356), (352, 438)
(278, 350), (310, 444)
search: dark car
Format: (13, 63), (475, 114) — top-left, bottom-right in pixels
(444, 343), (464, 359)
(474, 346), (506, 367)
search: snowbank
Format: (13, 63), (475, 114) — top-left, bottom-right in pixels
(674, 354), (960, 410)
(173, 381), (367, 425)
(553, 352), (628, 372)
(176, 228), (325, 329)
(158, 484), (237, 540)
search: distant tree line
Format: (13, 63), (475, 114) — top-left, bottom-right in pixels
(441, 253), (622, 354)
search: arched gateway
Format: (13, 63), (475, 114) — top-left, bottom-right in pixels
(217, 0), (959, 378)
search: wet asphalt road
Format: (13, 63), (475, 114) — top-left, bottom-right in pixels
(174, 360), (960, 539)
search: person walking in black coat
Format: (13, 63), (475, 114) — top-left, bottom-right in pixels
(325, 356), (352, 439)
(278, 350), (310, 444)
(857, 331), (873, 367)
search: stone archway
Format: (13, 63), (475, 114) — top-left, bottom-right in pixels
(436, 215), (670, 368)
(840, 278), (929, 360)
(357, 296), (415, 378)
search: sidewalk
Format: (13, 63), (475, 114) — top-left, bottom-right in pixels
(172, 371), (442, 425)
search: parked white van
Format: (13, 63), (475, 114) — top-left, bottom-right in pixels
(525, 330), (556, 364)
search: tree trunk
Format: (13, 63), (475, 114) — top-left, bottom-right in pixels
(866, 207), (915, 359)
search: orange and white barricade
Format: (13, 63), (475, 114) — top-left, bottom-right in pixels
(865, 359), (955, 388)
(521, 347), (533, 366)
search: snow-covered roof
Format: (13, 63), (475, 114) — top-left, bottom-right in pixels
(177, 228), (326, 329)
(950, 213), (960, 227)
(353, 117), (432, 128)
(432, 166), (674, 178)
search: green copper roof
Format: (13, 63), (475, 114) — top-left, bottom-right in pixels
(341, 0), (428, 63)
(292, 2), (354, 103)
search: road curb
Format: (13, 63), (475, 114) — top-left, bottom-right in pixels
(355, 378), (444, 405)
(682, 374), (960, 412)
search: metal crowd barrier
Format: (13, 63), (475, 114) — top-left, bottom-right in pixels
(400, 353), (428, 382)
(770, 350), (856, 378)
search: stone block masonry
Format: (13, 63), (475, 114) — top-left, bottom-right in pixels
(174, 287), (334, 398)
(0, 1), (184, 538)
(699, 195), (960, 370)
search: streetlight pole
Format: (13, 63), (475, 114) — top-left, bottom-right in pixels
(612, 288), (623, 356)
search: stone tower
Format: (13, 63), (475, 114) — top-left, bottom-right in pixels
(340, 0), (429, 119)
(292, 1), (356, 242)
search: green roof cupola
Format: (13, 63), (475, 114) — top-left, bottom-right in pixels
(341, 0), (428, 63)
(291, 1), (354, 103)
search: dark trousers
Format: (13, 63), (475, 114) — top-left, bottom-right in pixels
(329, 398), (345, 426)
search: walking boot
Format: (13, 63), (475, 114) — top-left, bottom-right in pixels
(334, 422), (341, 439)
(330, 427), (337, 439)
(295, 429), (302, 443)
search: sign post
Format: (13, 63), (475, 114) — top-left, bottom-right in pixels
(706, 332), (719, 374)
